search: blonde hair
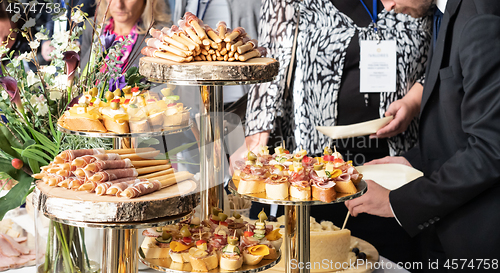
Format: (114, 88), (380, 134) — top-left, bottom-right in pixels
(95, 0), (171, 34)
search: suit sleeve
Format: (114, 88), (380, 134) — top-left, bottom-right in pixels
(390, 14), (500, 237)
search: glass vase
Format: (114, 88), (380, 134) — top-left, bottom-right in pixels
(35, 209), (102, 273)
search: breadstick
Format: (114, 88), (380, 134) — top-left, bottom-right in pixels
(136, 164), (171, 175)
(32, 173), (45, 179)
(179, 20), (202, 44)
(158, 27), (190, 50)
(234, 52), (240, 60)
(207, 54), (213, 61)
(138, 168), (175, 179)
(205, 25), (222, 43)
(216, 50), (221, 57)
(194, 55), (202, 61)
(201, 49), (209, 55)
(217, 56), (224, 61)
(228, 51), (234, 57)
(146, 38), (190, 57)
(202, 39), (211, 46)
(237, 39), (258, 54)
(208, 49), (215, 55)
(56, 170), (70, 177)
(231, 41), (244, 52)
(48, 167), (61, 174)
(239, 47), (267, 61)
(217, 21), (227, 39)
(228, 57), (235, 62)
(200, 54), (207, 61)
(220, 48), (228, 55)
(159, 171), (194, 188)
(130, 160), (169, 168)
(217, 42), (223, 51)
(226, 42), (231, 51)
(210, 41), (218, 49)
(178, 32), (200, 50)
(185, 12), (207, 40)
(212, 54), (217, 61)
(224, 54), (229, 61)
(224, 27), (246, 43)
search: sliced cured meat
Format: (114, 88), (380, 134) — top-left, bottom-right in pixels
(84, 159), (133, 172)
(120, 180), (161, 198)
(90, 168), (138, 183)
(0, 233), (29, 255)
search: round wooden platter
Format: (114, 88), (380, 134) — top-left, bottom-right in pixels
(34, 179), (199, 223)
(263, 237), (378, 273)
(139, 57), (279, 84)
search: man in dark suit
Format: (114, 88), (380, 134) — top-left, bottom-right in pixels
(346, 0), (500, 271)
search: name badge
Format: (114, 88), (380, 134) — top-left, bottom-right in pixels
(359, 40), (397, 93)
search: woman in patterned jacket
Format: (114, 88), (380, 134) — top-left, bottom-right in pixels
(233, 0), (432, 264)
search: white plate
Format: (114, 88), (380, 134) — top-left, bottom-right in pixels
(316, 116), (394, 139)
(356, 164), (423, 190)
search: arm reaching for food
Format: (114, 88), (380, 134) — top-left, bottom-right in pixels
(364, 156), (412, 167)
(229, 131), (270, 174)
(372, 83), (423, 138)
(345, 179), (393, 217)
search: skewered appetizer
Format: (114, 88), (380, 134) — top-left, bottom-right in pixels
(219, 233), (243, 270)
(237, 151), (267, 194)
(188, 236), (218, 271)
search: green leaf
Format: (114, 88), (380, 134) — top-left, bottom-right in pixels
(137, 138), (160, 148)
(24, 147), (53, 162)
(0, 173), (32, 220)
(12, 147), (50, 166)
(30, 130), (58, 155)
(28, 158), (40, 174)
(0, 126), (23, 159)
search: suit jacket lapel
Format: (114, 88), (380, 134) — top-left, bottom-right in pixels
(420, 0), (462, 115)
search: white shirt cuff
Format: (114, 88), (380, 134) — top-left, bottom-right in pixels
(390, 203), (402, 226)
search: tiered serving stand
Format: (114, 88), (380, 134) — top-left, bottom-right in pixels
(34, 124), (200, 273)
(137, 57), (280, 273)
(228, 181), (367, 273)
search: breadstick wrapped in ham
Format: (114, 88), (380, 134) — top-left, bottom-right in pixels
(120, 180), (162, 198)
(224, 27), (246, 43)
(238, 47), (267, 61)
(71, 153), (121, 168)
(230, 36), (250, 52)
(84, 158), (133, 172)
(178, 19), (202, 44)
(56, 148), (105, 163)
(151, 28), (189, 51)
(141, 46), (193, 63)
(217, 21), (227, 39)
(237, 39), (258, 54)
(164, 26), (199, 51)
(204, 25), (221, 43)
(78, 181), (98, 192)
(89, 168), (138, 183)
(185, 12), (207, 40)
(48, 175), (65, 186)
(96, 177), (142, 195)
(146, 38), (191, 57)
(73, 168), (94, 180)
(69, 178), (84, 190)
(106, 179), (149, 196)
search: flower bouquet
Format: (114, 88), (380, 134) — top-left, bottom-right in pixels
(0, 1), (149, 272)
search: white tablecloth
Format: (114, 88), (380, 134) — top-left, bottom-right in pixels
(4, 209), (410, 273)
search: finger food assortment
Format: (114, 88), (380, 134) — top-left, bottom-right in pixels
(233, 145), (363, 202)
(32, 148), (193, 199)
(141, 209), (281, 271)
(142, 12), (267, 63)
(58, 86), (190, 134)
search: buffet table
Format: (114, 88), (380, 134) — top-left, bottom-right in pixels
(4, 208), (410, 273)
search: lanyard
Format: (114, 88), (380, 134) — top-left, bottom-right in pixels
(196, 0), (212, 21)
(359, 0), (378, 32)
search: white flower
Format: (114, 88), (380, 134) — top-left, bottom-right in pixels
(52, 31), (70, 46)
(0, 44), (8, 56)
(41, 66), (57, 75)
(37, 103), (49, 116)
(18, 51), (35, 61)
(35, 32), (49, 40)
(27, 71), (41, 87)
(66, 42), (80, 53)
(12, 13), (21, 23)
(1, 91), (9, 100)
(51, 75), (68, 89)
(10, 58), (21, 68)
(21, 18), (36, 30)
(72, 10), (85, 24)
(49, 90), (63, 100)
(29, 40), (40, 49)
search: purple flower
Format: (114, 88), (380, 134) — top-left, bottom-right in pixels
(0, 76), (24, 112)
(100, 31), (117, 51)
(62, 51), (80, 82)
(109, 75), (126, 92)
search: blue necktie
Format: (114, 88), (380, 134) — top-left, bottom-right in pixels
(433, 8), (443, 50)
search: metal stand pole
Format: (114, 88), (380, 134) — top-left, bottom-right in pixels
(99, 137), (138, 273)
(199, 85), (225, 219)
(102, 229), (138, 273)
(285, 204), (311, 273)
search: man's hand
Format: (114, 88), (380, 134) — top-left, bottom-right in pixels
(364, 156), (412, 167)
(345, 180), (393, 217)
(371, 83), (422, 138)
(229, 131), (269, 175)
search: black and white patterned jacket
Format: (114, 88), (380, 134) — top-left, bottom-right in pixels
(245, 0), (432, 155)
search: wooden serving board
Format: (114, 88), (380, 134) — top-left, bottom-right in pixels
(263, 237), (378, 273)
(34, 180), (199, 223)
(139, 57), (279, 82)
